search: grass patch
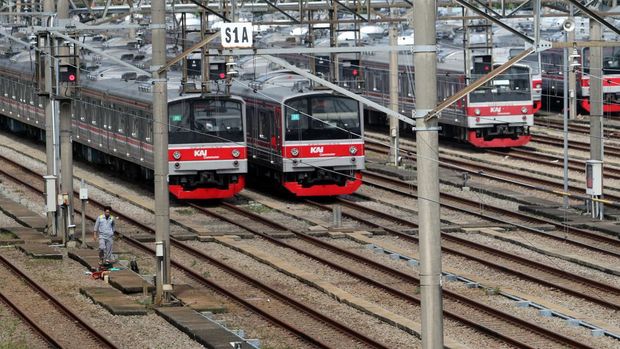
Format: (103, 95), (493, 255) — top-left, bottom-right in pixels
(175, 208), (194, 216)
(246, 203), (271, 214)
(0, 231), (16, 240)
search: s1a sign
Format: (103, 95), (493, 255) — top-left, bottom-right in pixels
(221, 23), (253, 48)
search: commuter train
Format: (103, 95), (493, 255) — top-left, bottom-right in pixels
(277, 48), (534, 148)
(0, 48), (247, 200)
(541, 46), (620, 113)
(232, 75), (364, 196)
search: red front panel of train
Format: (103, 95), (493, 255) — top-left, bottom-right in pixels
(282, 144), (364, 158)
(168, 147), (246, 161)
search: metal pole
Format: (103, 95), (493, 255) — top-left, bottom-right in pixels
(589, 18), (604, 218)
(152, 0), (170, 305)
(413, 1), (444, 348)
(563, 33), (569, 209)
(43, 0), (57, 236)
(568, 5), (576, 120)
(58, 0), (74, 240)
(389, 22), (400, 166)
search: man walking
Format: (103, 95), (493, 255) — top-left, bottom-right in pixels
(94, 206), (115, 264)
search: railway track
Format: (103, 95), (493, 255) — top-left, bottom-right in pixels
(535, 118), (620, 138)
(363, 141), (620, 256)
(0, 152), (598, 348)
(0, 254), (117, 349)
(303, 193), (620, 312)
(0, 155), (388, 349)
(532, 134), (620, 158)
(191, 200), (597, 348)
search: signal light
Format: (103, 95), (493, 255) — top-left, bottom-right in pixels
(341, 59), (361, 81)
(59, 65), (78, 83)
(209, 62), (227, 81)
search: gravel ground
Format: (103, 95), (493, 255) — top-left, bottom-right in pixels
(182, 239), (426, 349)
(323, 234), (620, 340)
(0, 303), (48, 349)
(117, 238), (315, 349)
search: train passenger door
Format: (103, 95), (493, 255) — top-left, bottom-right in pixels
(114, 104), (128, 157)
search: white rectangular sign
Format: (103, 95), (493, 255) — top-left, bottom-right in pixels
(221, 22), (253, 48)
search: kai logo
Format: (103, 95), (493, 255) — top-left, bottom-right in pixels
(490, 107), (502, 113)
(194, 149), (208, 158)
(310, 146), (324, 154)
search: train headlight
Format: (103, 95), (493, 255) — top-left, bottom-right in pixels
(349, 146), (358, 155)
(291, 148), (299, 157)
(521, 106), (528, 114)
(474, 108), (481, 116)
(232, 149), (240, 158)
(172, 151), (181, 160)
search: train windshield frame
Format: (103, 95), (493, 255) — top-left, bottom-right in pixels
(469, 65), (531, 103)
(583, 47), (620, 74)
(284, 95), (361, 141)
(168, 98), (244, 144)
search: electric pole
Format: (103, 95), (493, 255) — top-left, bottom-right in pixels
(152, 0), (171, 305)
(43, 0), (57, 236)
(389, 20), (399, 166)
(589, 18), (604, 218)
(58, 0), (75, 241)
(568, 6), (576, 120)
(413, 1), (444, 348)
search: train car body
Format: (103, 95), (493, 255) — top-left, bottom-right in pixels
(541, 47), (620, 113)
(232, 79), (364, 196)
(273, 47), (534, 148)
(0, 49), (247, 200)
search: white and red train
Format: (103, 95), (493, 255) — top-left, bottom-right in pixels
(278, 48), (535, 148)
(232, 77), (365, 196)
(541, 46), (620, 113)
(0, 49), (247, 200)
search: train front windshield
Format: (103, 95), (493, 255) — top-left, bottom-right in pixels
(168, 99), (244, 144)
(285, 95), (361, 141)
(469, 65), (531, 103)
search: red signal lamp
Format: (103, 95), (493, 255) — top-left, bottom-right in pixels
(219, 72), (226, 79)
(352, 69), (359, 76)
(68, 74), (76, 82)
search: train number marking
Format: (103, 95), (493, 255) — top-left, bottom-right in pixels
(310, 147), (324, 154)
(490, 107), (502, 113)
(221, 23), (253, 48)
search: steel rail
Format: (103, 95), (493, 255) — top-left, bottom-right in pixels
(364, 163), (620, 255)
(533, 134), (620, 157)
(195, 200), (595, 349)
(363, 141), (620, 252)
(0, 254), (118, 349)
(309, 198), (620, 309)
(0, 291), (63, 348)
(0, 150), (595, 348)
(354, 172), (620, 310)
(0, 155), (386, 349)
(484, 148), (620, 181)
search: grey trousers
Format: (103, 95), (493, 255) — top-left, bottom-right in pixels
(98, 236), (113, 262)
